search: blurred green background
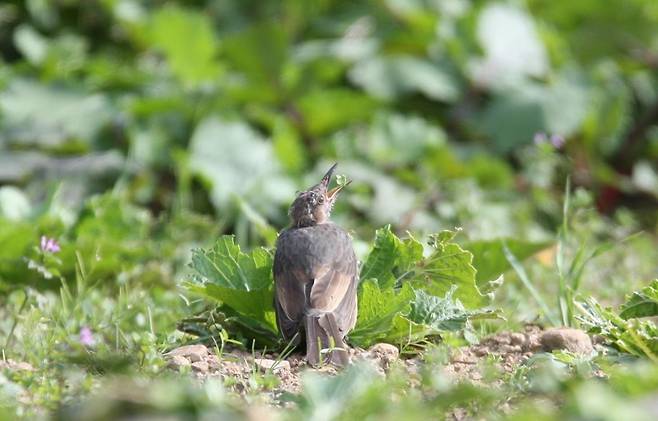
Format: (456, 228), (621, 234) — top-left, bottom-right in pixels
(1, 1), (658, 418)
(0, 0), (657, 285)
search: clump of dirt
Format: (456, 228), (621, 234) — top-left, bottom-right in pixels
(445, 325), (543, 384)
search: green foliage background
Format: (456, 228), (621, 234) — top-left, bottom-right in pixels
(1, 0), (657, 246)
(1, 1), (658, 419)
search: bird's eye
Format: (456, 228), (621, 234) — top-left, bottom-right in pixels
(318, 196), (324, 204)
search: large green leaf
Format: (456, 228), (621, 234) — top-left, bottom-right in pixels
(464, 238), (552, 288)
(188, 236), (277, 333)
(360, 225), (423, 289)
(350, 279), (415, 347)
(146, 6), (221, 86)
(362, 113), (447, 167)
(349, 55), (459, 102)
(0, 219), (36, 289)
(0, 79), (112, 147)
(297, 89), (378, 136)
(474, 4), (548, 87)
(481, 75), (589, 153)
(188, 117), (295, 216)
(619, 280), (658, 320)
(410, 231), (487, 309)
(222, 23), (288, 103)
(409, 288), (501, 332)
(0, 186), (31, 221)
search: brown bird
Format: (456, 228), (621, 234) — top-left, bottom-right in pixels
(273, 163), (358, 366)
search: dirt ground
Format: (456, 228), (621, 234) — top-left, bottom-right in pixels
(164, 325), (596, 399)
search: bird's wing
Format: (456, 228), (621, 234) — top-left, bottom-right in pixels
(309, 258), (357, 313)
(273, 266), (307, 339)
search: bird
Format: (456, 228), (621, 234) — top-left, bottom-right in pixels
(273, 163), (358, 366)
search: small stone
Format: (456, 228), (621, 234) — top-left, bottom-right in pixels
(540, 328), (593, 354)
(501, 344), (523, 353)
(167, 344), (209, 362)
(526, 334), (542, 351)
(368, 343), (399, 361)
(510, 333), (525, 346)
(254, 358), (290, 373)
(473, 347), (489, 357)
(191, 360), (209, 373)
(206, 354), (221, 370)
(168, 355), (191, 370)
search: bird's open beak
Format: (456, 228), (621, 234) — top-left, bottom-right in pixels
(321, 163), (338, 187)
(327, 179), (352, 200)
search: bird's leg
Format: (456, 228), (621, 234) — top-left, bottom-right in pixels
(318, 312), (349, 366)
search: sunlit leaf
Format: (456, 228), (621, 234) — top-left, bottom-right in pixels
(350, 279), (415, 347)
(146, 6), (221, 86)
(0, 80), (112, 147)
(188, 117), (295, 216)
(410, 230), (487, 308)
(188, 235), (277, 334)
(350, 55), (459, 102)
(620, 280), (658, 320)
(464, 238), (552, 287)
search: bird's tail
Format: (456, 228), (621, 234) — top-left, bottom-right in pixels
(305, 311), (349, 367)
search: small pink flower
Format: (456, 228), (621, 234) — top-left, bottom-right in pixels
(79, 326), (95, 346)
(40, 236), (60, 253)
(550, 134), (565, 149)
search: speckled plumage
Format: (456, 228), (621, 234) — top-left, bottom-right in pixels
(273, 164), (358, 366)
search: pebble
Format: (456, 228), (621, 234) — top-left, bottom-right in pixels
(167, 344), (209, 362)
(368, 343), (399, 361)
(191, 360), (209, 373)
(509, 332), (526, 346)
(254, 358), (291, 373)
(540, 327), (593, 354)
(168, 355), (191, 370)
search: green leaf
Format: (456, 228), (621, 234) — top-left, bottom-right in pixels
(362, 113), (447, 167)
(223, 23), (288, 103)
(0, 79), (112, 147)
(146, 6), (221, 86)
(188, 236), (277, 333)
(360, 226), (423, 289)
(463, 238), (552, 287)
(188, 117), (295, 215)
(297, 88), (377, 136)
(350, 279), (415, 347)
(349, 55), (459, 102)
(409, 288), (501, 332)
(410, 231), (486, 309)
(481, 74), (589, 153)
(0, 219), (36, 289)
(0, 186), (31, 221)
(620, 280), (658, 320)
(273, 117), (307, 174)
(578, 298), (658, 361)
(474, 4), (548, 87)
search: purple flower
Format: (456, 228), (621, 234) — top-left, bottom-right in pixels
(79, 326), (95, 346)
(40, 236), (60, 253)
(550, 134), (565, 149)
(533, 132), (548, 145)
(533, 132), (566, 149)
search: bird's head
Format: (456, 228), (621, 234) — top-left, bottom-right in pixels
(288, 163), (350, 227)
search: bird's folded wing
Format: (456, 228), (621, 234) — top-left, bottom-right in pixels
(275, 268), (307, 319)
(309, 263), (356, 312)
